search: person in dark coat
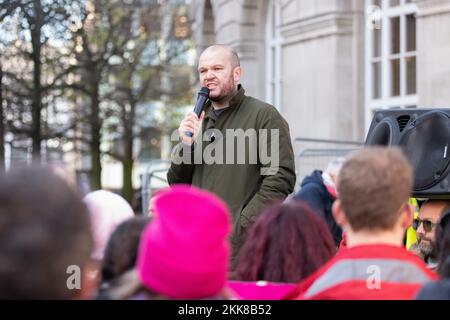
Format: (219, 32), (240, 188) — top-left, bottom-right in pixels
(293, 158), (345, 246)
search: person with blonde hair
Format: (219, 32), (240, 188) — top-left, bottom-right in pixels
(82, 190), (135, 293)
(83, 190), (135, 261)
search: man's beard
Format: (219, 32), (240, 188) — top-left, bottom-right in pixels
(418, 238), (436, 259)
(209, 79), (237, 104)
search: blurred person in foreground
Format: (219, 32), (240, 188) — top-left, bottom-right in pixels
(82, 190), (135, 290)
(285, 147), (438, 300)
(102, 185), (237, 300)
(0, 167), (93, 299)
(230, 201), (335, 300)
(97, 216), (151, 299)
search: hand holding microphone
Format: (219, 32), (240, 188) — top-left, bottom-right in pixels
(178, 87), (210, 145)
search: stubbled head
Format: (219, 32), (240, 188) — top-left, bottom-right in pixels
(198, 44), (242, 103)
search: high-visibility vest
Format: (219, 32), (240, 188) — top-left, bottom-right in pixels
(405, 198), (419, 250)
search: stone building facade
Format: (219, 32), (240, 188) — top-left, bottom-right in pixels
(191, 0), (450, 143)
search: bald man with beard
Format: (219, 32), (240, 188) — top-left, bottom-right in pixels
(167, 45), (296, 264)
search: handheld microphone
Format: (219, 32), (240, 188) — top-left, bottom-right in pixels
(186, 87), (210, 138)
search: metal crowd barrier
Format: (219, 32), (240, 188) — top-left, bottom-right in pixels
(141, 159), (171, 215)
(293, 137), (364, 192)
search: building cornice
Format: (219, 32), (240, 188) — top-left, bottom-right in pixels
(415, 0), (450, 18)
(281, 12), (358, 46)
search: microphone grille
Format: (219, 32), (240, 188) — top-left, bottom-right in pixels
(199, 87), (210, 96)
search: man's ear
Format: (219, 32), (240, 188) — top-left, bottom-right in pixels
(233, 66), (242, 83)
(400, 203), (414, 230)
(332, 199), (348, 229)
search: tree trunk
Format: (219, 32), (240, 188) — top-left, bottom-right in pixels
(122, 155), (133, 204)
(30, 0), (43, 163)
(0, 65), (4, 174)
(122, 105), (134, 203)
(90, 83), (102, 190)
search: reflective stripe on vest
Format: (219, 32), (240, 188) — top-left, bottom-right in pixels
(304, 258), (432, 299)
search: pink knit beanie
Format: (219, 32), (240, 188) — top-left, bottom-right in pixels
(137, 185), (231, 299)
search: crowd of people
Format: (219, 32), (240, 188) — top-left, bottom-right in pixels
(1, 44), (449, 300)
(0, 146), (449, 300)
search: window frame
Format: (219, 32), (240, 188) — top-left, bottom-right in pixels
(265, 0), (283, 111)
(365, 0), (418, 130)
